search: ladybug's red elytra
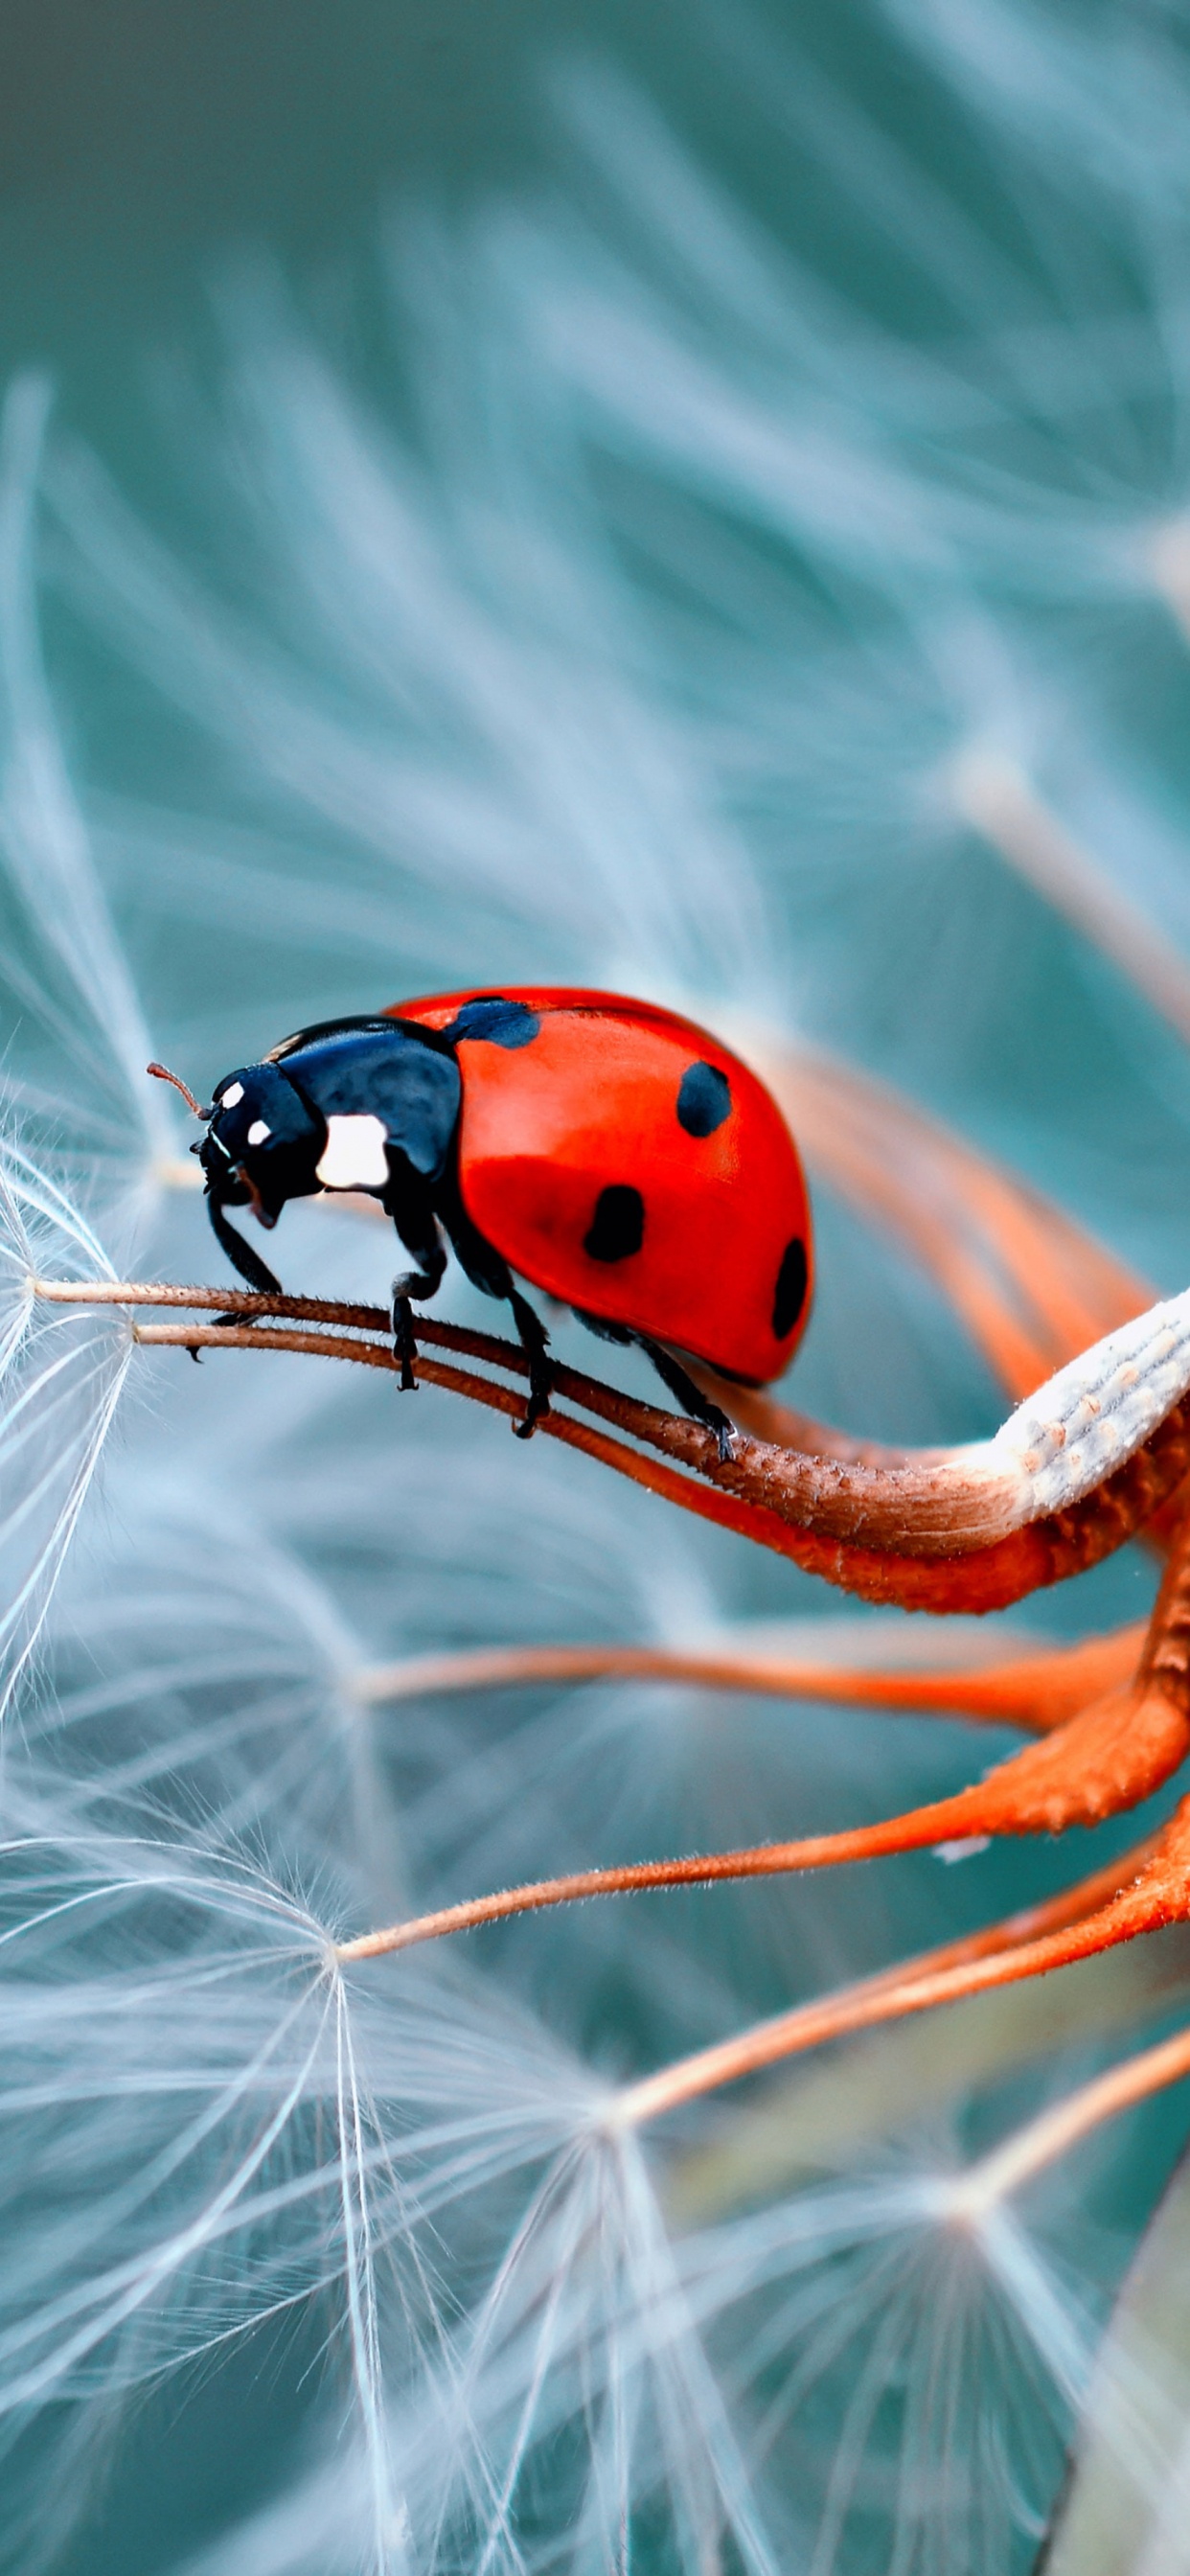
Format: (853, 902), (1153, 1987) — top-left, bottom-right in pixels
(150, 987), (813, 1456)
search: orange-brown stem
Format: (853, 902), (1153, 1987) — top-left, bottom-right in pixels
(43, 1280), (1190, 1610)
(356, 1623), (1145, 1736)
(952, 2018), (1190, 2207)
(612, 1800), (1190, 2127)
(130, 1313), (1190, 1610)
(338, 1819), (1156, 1992)
(688, 1373), (953, 1464)
(330, 1699), (1175, 1962)
(335, 1516), (1190, 1959)
(57, 1282), (1009, 1547)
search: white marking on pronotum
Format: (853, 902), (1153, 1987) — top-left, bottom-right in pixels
(955, 1286), (1190, 1521)
(219, 1080), (244, 1109)
(316, 1114), (391, 1191)
(246, 1119), (271, 1146)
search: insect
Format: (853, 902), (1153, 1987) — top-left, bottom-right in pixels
(149, 986), (813, 1452)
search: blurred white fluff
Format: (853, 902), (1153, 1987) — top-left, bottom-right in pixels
(172, 2143), (1096, 2576)
(0, 380), (187, 1226)
(0, 1770), (610, 2576)
(886, 0), (1190, 223)
(45, 301), (776, 1022)
(39, 1425), (724, 1919)
(0, 1148), (130, 1722)
(37, 31), (1190, 1193)
(557, 7), (1190, 604)
(493, 29), (1190, 1105)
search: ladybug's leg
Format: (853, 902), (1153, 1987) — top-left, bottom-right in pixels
(638, 1339), (738, 1465)
(573, 1311), (737, 1462)
(390, 1240), (446, 1391)
(383, 1164), (446, 1392)
(206, 1192), (284, 1298)
(391, 1295), (421, 1391)
(507, 1289), (554, 1440)
(430, 1177), (554, 1438)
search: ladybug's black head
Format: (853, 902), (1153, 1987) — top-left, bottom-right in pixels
(150, 1017), (464, 1296)
(148, 1056), (328, 1295)
(195, 1063), (327, 1292)
(200, 1064), (327, 1215)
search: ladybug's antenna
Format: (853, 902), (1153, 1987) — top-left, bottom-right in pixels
(148, 1061), (209, 1121)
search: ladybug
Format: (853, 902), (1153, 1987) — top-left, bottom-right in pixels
(149, 987), (813, 1456)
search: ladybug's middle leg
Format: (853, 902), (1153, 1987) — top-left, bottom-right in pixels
(430, 1178), (554, 1438)
(383, 1164), (446, 1392)
(506, 1289), (554, 1440)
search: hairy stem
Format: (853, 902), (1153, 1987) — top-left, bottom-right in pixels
(34, 1276), (1190, 1608)
(337, 1512), (1190, 1964)
(352, 1623), (1144, 1734)
(610, 1802), (1190, 2128)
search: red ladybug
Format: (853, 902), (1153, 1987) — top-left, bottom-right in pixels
(151, 987), (813, 1454)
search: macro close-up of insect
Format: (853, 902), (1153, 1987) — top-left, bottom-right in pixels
(150, 987), (814, 1449)
(10, 3), (1190, 2573)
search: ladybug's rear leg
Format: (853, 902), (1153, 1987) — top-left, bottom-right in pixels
(576, 1312), (738, 1463)
(637, 1339), (739, 1465)
(507, 1289), (554, 1440)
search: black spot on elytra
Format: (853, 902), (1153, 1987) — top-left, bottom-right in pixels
(441, 997), (540, 1048)
(676, 1060), (731, 1138)
(773, 1236), (808, 1340)
(584, 1184), (645, 1262)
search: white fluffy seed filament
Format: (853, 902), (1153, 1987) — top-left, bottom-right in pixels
(950, 744), (1190, 1050)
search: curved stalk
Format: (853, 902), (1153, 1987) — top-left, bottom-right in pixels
(352, 1622), (1143, 1733)
(32, 1278), (1190, 1614)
